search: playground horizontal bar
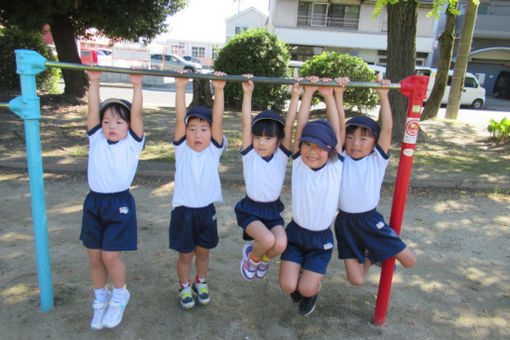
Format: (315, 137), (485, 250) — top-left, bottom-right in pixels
(0, 103), (9, 108)
(44, 61), (401, 89)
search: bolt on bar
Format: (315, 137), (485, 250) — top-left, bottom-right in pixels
(44, 61), (401, 89)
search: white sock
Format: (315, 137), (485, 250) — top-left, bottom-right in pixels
(93, 287), (108, 302)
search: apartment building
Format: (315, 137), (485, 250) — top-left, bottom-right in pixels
(267, 0), (440, 66)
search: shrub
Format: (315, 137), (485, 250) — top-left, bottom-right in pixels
(299, 51), (379, 112)
(0, 26), (60, 93)
(488, 117), (510, 144)
(214, 29), (290, 111)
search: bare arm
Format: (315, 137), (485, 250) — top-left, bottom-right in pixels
(282, 82), (302, 151)
(375, 78), (392, 154)
(294, 77), (318, 154)
(333, 77), (350, 151)
(318, 79), (341, 154)
(241, 74), (254, 150)
(173, 71), (190, 141)
(211, 71), (226, 145)
(86, 71), (102, 131)
(129, 73), (144, 138)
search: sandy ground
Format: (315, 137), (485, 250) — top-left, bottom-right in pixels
(0, 168), (509, 340)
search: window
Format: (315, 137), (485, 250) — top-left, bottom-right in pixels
(297, 1), (359, 30)
(235, 26), (249, 35)
(192, 46), (205, 58)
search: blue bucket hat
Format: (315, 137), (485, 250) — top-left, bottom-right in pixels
(346, 116), (380, 139)
(185, 106), (212, 124)
(100, 98), (131, 113)
(251, 110), (285, 127)
(299, 119), (337, 152)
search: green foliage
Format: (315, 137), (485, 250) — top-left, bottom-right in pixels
(0, 26), (60, 92)
(299, 52), (378, 112)
(373, 0), (461, 19)
(214, 29), (290, 111)
(0, 0), (187, 43)
(488, 117), (510, 144)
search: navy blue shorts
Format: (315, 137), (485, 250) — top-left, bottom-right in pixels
(80, 190), (137, 251)
(234, 196), (285, 240)
(334, 209), (406, 264)
(280, 220), (334, 275)
(169, 204), (218, 253)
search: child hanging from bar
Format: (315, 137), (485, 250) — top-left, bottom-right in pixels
(169, 70), (227, 309)
(279, 76), (349, 316)
(80, 70), (144, 330)
(235, 75), (299, 281)
(333, 77), (416, 287)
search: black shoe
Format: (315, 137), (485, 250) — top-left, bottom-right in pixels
(290, 290), (302, 303)
(299, 293), (318, 316)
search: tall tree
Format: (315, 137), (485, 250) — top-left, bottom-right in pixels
(445, 0), (479, 119)
(376, 0), (418, 141)
(0, 0), (186, 97)
(421, 1), (458, 120)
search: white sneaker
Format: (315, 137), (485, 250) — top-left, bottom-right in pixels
(179, 285), (195, 309)
(90, 290), (111, 330)
(102, 288), (130, 328)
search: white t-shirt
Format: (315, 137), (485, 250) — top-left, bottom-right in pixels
(87, 126), (145, 193)
(291, 153), (343, 231)
(172, 136), (227, 208)
(241, 145), (290, 202)
(338, 144), (390, 213)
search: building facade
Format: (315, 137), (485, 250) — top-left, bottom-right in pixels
(267, 0), (440, 66)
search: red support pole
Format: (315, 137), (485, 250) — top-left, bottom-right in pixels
(373, 75), (429, 326)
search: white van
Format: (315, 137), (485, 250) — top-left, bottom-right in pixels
(415, 67), (486, 109)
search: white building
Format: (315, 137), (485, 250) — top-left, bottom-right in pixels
(225, 7), (269, 41)
(267, 0), (440, 66)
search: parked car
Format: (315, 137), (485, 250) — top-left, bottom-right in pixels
(493, 71), (510, 99)
(80, 49), (111, 65)
(150, 54), (202, 72)
(415, 67), (486, 109)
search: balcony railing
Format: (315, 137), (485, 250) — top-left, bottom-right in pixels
(297, 14), (359, 30)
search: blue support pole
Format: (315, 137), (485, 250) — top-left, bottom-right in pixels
(9, 49), (54, 311)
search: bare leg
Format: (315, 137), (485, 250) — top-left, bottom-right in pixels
(264, 225), (287, 259)
(177, 251), (194, 283)
(297, 270), (323, 297)
(245, 221), (275, 260)
(344, 258), (370, 286)
(194, 246), (210, 279)
(279, 260), (302, 294)
(88, 248), (107, 289)
(395, 247), (416, 268)
(101, 251), (126, 289)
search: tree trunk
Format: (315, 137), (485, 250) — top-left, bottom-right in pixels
(422, 2), (457, 121)
(386, 0), (418, 142)
(189, 79), (213, 108)
(50, 14), (88, 98)
(445, 0), (479, 119)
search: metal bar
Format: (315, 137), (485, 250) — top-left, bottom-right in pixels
(0, 103), (9, 108)
(44, 61), (401, 89)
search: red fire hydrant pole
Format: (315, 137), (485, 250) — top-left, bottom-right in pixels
(373, 75), (429, 326)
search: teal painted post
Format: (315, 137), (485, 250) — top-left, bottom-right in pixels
(10, 49), (54, 311)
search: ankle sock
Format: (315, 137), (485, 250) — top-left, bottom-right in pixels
(249, 252), (260, 263)
(261, 254), (270, 263)
(179, 280), (191, 289)
(93, 287), (109, 301)
(195, 276), (206, 284)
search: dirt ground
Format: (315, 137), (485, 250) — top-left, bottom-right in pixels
(0, 168), (509, 339)
(0, 90), (509, 339)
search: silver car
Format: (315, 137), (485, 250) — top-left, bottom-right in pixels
(150, 54), (202, 73)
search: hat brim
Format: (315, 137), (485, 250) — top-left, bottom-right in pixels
(346, 121), (379, 139)
(100, 98), (131, 112)
(251, 116), (285, 127)
(185, 113), (212, 124)
(299, 135), (333, 152)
